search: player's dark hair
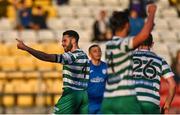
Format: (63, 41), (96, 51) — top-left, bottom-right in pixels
(63, 30), (79, 43)
(109, 11), (129, 35)
(141, 34), (153, 46)
(88, 44), (100, 53)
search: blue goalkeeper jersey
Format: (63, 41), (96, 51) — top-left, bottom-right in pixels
(87, 61), (108, 114)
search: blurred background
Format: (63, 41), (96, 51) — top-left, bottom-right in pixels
(0, 0), (180, 114)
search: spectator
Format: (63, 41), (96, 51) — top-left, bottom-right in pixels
(92, 10), (111, 42)
(129, 9), (144, 36)
(0, 0), (10, 18)
(31, 6), (48, 30)
(16, 0), (32, 30)
(172, 50), (180, 84)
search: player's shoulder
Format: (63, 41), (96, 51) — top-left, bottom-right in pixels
(133, 50), (162, 60)
(101, 61), (108, 67)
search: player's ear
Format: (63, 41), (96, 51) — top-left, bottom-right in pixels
(71, 38), (76, 44)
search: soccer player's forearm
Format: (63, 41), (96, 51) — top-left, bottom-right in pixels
(164, 83), (176, 108)
(25, 46), (56, 62)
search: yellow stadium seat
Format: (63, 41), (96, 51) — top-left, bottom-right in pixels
(44, 6), (57, 18)
(7, 5), (16, 20)
(34, 0), (51, 6)
(43, 71), (61, 78)
(7, 72), (24, 79)
(24, 71), (40, 78)
(8, 44), (29, 56)
(30, 43), (45, 52)
(35, 82), (47, 106)
(17, 56), (36, 71)
(52, 80), (63, 93)
(55, 64), (63, 72)
(16, 80), (34, 107)
(44, 43), (64, 54)
(0, 56), (17, 71)
(35, 59), (55, 71)
(3, 82), (15, 107)
(0, 44), (9, 56)
(0, 72), (6, 79)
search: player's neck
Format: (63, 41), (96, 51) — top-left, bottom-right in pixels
(115, 30), (127, 38)
(70, 45), (79, 52)
(92, 59), (101, 66)
(138, 46), (151, 50)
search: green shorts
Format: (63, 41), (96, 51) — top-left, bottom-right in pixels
(140, 101), (160, 114)
(54, 88), (88, 114)
(100, 95), (142, 114)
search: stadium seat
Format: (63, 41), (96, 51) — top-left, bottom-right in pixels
(30, 43), (45, 52)
(43, 71), (61, 79)
(0, 18), (13, 30)
(78, 30), (92, 43)
(17, 56), (36, 72)
(151, 31), (161, 43)
(43, 6), (57, 18)
(57, 6), (74, 17)
(154, 18), (169, 30)
(37, 30), (55, 42)
(55, 64), (63, 72)
(0, 72), (6, 79)
(63, 18), (82, 30)
(158, 30), (178, 43)
(0, 44), (10, 56)
(161, 8), (178, 18)
(74, 6), (92, 17)
(79, 17), (94, 30)
(46, 79), (63, 94)
(44, 43), (64, 54)
(2, 30), (19, 43)
(84, 0), (102, 6)
(16, 80), (34, 107)
(7, 72), (24, 79)
(117, 0), (129, 9)
(8, 43), (29, 56)
(69, 0), (84, 6)
(35, 59), (55, 71)
(0, 56), (17, 71)
(102, 0), (119, 6)
(7, 5), (16, 20)
(24, 71), (40, 78)
(3, 82), (15, 107)
(33, 0), (51, 6)
(168, 19), (180, 30)
(19, 30), (37, 43)
(47, 18), (65, 30)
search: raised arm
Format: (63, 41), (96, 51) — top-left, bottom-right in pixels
(132, 4), (157, 48)
(163, 77), (176, 114)
(16, 39), (56, 62)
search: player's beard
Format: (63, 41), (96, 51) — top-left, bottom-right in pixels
(64, 41), (73, 52)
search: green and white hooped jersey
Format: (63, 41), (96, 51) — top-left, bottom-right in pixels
(132, 49), (174, 105)
(104, 36), (136, 98)
(56, 49), (90, 90)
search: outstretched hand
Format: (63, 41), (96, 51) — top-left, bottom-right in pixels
(16, 39), (27, 50)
